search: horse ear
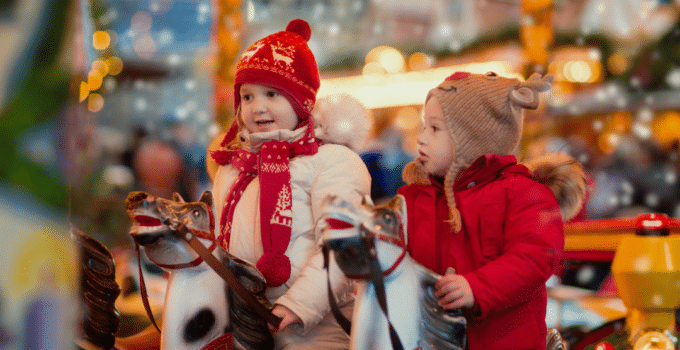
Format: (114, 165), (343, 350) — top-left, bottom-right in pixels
(361, 194), (374, 207)
(390, 195), (407, 219)
(199, 191), (213, 207)
(172, 192), (185, 203)
(391, 195), (408, 243)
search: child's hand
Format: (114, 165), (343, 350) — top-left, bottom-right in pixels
(268, 304), (302, 334)
(434, 267), (475, 310)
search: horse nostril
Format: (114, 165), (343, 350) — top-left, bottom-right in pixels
(133, 233), (162, 246)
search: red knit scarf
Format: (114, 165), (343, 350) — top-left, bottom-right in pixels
(212, 135), (317, 287)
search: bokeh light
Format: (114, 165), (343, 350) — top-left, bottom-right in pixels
(598, 132), (620, 154)
(522, 0), (552, 13)
(607, 52), (630, 75)
(92, 59), (109, 76)
(408, 52), (433, 71)
(79, 82), (89, 102)
(362, 61), (387, 83)
(665, 67), (680, 88)
(87, 70), (103, 91)
(393, 107), (420, 131)
(134, 34), (157, 59)
(549, 48), (603, 83)
(103, 77), (117, 92)
(92, 31), (111, 50)
(106, 29), (119, 46)
(149, 0), (174, 14)
(366, 46), (406, 74)
(130, 11), (153, 33)
(106, 56), (124, 75)
(651, 111), (680, 146)
(608, 111), (632, 133)
(88, 93), (104, 112)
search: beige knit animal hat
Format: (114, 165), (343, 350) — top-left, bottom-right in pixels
(403, 71), (554, 232)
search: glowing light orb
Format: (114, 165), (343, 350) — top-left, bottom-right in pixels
(88, 93), (104, 112)
(93, 31), (111, 50)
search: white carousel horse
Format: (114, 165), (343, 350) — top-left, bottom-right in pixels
(320, 194), (467, 350)
(126, 190), (274, 350)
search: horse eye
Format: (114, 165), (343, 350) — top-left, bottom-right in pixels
(486, 71), (497, 77)
(383, 214), (393, 226)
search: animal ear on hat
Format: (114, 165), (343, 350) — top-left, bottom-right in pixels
(510, 87), (540, 110)
(524, 73), (554, 92)
(510, 73), (554, 110)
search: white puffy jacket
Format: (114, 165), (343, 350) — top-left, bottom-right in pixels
(212, 128), (371, 348)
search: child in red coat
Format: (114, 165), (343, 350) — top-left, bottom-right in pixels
(398, 71), (586, 349)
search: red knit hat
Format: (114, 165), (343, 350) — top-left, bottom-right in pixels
(223, 19), (320, 146)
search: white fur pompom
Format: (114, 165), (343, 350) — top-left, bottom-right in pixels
(313, 93), (372, 152)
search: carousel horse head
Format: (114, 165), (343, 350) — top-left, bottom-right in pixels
(320, 194), (408, 279)
(125, 191), (274, 350)
(126, 191), (215, 269)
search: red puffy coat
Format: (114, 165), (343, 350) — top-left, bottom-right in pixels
(398, 154), (564, 350)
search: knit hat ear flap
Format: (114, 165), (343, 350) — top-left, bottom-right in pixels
(443, 161), (466, 233)
(402, 155), (465, 233)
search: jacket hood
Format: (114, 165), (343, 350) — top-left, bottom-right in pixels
(454, 154), (527, 191)
(412, 153), (586, 223)
(523, 153), (586, 221)
(456, 153), (586, 221)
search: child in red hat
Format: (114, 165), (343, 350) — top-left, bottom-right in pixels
(211, 19), (370, 349)
(398, 72), (586, 349)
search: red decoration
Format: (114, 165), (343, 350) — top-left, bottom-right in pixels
(635, 213), (669, 230)
(446, 71), (470, 81)
(595, 342), (614, 350)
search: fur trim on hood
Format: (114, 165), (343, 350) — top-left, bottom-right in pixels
(402, 152), (587, 223)
(523, 152), (586, 222)
(402, 160), (431, 186)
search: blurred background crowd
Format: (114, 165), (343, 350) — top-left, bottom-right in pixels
(2, 0), (680, 348)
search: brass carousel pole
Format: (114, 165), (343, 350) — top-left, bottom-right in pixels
(520, 0), (554, 76)
(207, 0), (242, 179)
(212, 0), (243, 127)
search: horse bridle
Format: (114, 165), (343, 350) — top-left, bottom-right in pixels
(348, 220), (406, 280)
(323, 213), (406, 350)
(134, 219), (282, 334)
(145, 225), (218, 270)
